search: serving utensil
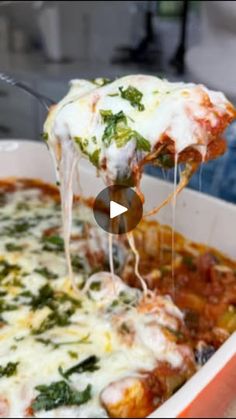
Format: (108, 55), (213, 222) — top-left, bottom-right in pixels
(0, 72), (55, 110)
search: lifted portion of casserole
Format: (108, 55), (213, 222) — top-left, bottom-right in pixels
(44, 74), (235, 187)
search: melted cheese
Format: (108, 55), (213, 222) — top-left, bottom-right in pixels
(44, 75), (234, 184)
(0, 185), (189, 418)
(43, 75), (235, 291)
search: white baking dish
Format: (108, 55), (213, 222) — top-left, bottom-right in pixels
(0, 139), (235, 418)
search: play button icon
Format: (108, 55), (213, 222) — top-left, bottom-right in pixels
(93, 185), (143, 234)
(110, 201), (128, 219)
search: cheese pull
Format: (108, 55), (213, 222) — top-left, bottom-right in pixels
(44, 75), (235, 186)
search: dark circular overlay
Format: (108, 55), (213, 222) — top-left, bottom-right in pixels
(93, 185), (143, 234)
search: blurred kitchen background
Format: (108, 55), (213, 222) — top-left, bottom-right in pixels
(0, 0), (236, 202)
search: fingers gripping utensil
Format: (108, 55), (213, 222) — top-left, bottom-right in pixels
(0, 72), (55, 111)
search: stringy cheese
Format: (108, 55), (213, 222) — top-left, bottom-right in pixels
(43, 75), (235, 287)
(0, 185), (187, 418)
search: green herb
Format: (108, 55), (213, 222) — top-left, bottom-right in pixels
(32, 310), (72, 335)
(8, 277), (23, 288)
(113, 126), (134, 148)
(68, 351), (78, 359)
(18, 290), (33, 298)
(108, 93), (119, 97)
(119, 291), (137, 306)
(42, 132), (49, 141)
(119, 85), (145, 111)
(0, 299), (18, 314)
(42, 235), (64, 252)
(10, 345), (17, 351)
(59, 356), (99, 380)
(57, 293), (81, 309)
(34, 267), (58, 280)
(100, 110), (127, 147)
(92, 136), (97, 144)
(100, 109), (114, 122)
(89, 149), (101, 168)
(31, 287), (81, 334)
(0, 260), (21, 280)
(0, 362), (19, 378)
(30, 284), (54, 310)
(16, 202), (30, 211)
(32, 381), (92, 412)
(133, 131), (150, 152)
(5, 243), (23, 252)
(5, 220), (32, 235)
(71, 255), (85, 273)
(90, 281), (101, 291)
(100, 109), (150, 152)
(74, 137), (87, 153)
(36, 334), (90, 350)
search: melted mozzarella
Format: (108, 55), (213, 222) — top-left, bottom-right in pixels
(44, 74), (234, 184)
(0, 185), (189, 418)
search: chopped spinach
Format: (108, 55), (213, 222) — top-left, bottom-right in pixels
(59, 355), (99, 380)
(5, 243), (23, 252)
(16, 202), (30, 211)
(119, 85), (145, 111)
(100, 110), (127, 147)
(0, 362), (19, 378)
(36, 334), (90, 350)
(5, 219), (33, 236)
(68, 351), (78, 359)
(89, 149), (101, 168)
(0, 260), (21, 281)
(71, 255), (85, 273)
(134, 131), (151, 152)
(100, 109), (150, 151)
(32, 310), (72, 335)
(74, 136), (87, 154)
(32, 381), (91, 412)
(42, 235), (64, 252)
(30, 285), (82, 334)
(18, 290), (33, 299)
(30, 284), (55, 310)
(0, 299), (18, 314)
(34, 267), (58, 280)
(89, 281), (101, 291)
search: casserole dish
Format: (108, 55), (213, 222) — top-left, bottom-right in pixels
(0, 139), (235, 418)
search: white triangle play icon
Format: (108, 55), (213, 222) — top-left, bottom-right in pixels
(110, 200), (128, 219)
